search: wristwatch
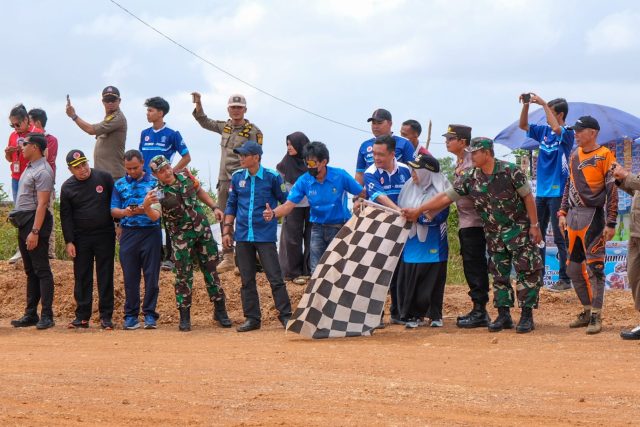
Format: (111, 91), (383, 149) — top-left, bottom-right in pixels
(31, 228), (40, 235)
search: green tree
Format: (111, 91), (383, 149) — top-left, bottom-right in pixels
(437, 156), (456, 183)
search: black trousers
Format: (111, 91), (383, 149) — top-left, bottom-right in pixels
(397, 260), (447, 320)
(18, 212), (54, 318)
(73, 231), (116, 321)
(236, 241), (292, 322)
(459, 227), (490, 306)
(278, 206), (311, 279)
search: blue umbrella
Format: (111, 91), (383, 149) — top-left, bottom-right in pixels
(495, 102), (640, 150)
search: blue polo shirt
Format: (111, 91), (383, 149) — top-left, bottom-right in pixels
(364, 160), (412, 204)
(527, 124), (574, 198)
(139, 125), (189, 174)
(355, 134), (415, 173)
(111, 173), (160, 228)
(402, 208), (449, 263)
(226, 165), (287, 242)
(288, 166), (363, 224)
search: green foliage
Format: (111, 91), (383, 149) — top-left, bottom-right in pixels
(0, 183), (8, 202)
(446, 203), (465, 285)
(437, 156), (456, 183)
(188, 166), (219, 224)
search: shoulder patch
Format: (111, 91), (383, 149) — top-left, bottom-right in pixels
(105, 114), (115, 122)
(256, 133), (263, 145)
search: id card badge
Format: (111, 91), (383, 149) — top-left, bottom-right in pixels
(12, 161), (20, 174)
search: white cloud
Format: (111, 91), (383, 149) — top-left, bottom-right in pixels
(586, 11), (640, 54)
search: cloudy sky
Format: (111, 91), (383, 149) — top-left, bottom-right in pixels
(2, 0), (639, 194)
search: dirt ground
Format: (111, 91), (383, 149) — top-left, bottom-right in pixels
(1, 260), (639, 426)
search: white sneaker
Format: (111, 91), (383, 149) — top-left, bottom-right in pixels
(9, 250), (21, 265)
(430, 319), (443, 328)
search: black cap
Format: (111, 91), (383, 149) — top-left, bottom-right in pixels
(233, 141), (263, 156)
(442, 124), (472, 142)
(407, 153), (440, 172)
(66, 149), (88, 167)
(23, 133), (47, 152)
(367, 108), (392, 122)
(569, 115), (600, 131)
(102, 86), (120, 98)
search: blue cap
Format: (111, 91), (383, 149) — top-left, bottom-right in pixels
(233, 141), (263, 156)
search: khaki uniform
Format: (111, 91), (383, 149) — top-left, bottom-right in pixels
(617, 174), (640, 310)
(92, 109), (127, 180)
(192, 110), (262, 210)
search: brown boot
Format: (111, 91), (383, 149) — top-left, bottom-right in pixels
(586, 312), (602, 335)
(217, 250), (236, 273)
(569, 310), (591, 328)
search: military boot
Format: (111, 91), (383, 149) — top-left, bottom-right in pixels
(213, 293), (232, 328)
(217, 249), (236, 274)
(457, 302), (491, 328)
(488, 307), (513, 332)
(586, 312), (602, 335)
(179, 307), (191, 332)
(569, 310), (591, 328)
(516, 307), (535, 333)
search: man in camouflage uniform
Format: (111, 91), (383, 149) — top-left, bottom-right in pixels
(191, 92), (263, 273)
(143, 154), (232, 332)
(402, 137), (543, 333)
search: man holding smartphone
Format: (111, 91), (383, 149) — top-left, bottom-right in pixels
(518, 93), (574, 292)
(111, 150), (161, 330)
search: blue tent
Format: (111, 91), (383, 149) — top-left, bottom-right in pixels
(495, 102), (640, 150)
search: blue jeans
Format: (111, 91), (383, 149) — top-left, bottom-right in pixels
(536, 196), (569, 281)
(12, 178), (19, 203)
(310, 223), (343, 274)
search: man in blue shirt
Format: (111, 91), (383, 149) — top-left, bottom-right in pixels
(519, 93), (573, 292)
(364, 134), (413, 326)
(264, 141), (364, 275)
(222, 141), (292, 332)
(111, 150), (162, 330)
(139, 96), (191, 272)
(355, 108), (415, 185)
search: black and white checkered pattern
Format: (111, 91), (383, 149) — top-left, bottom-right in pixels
(287, 201), (412, 339)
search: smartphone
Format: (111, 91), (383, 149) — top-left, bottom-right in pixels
(521, 93), (531, 103)
(128, 203), (139, 210)
(66, 94), (70, 104)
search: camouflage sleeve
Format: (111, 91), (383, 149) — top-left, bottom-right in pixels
(510, 164), (531, 198)
(446, 169), (470, 201)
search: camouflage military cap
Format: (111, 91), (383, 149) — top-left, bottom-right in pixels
(149, 155), (170, 172)
(465, 137), (494, 152)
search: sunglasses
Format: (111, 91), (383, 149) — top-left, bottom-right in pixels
(9, 121), (23, 129)
(446, 136), (459, 142)
(102, 97), (119, 103)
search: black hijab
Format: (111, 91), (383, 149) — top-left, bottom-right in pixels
(276, 131), (310, 184)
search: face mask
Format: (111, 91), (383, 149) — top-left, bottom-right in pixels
(308, 167), (319, 177)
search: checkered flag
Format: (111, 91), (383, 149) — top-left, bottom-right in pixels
(286, 200), (412, 339)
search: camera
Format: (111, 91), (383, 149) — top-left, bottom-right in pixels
(521, 93), (532, 104)
(156, 189), (165, 200)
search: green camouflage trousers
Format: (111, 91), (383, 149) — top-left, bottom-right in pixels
(171, 226), (222, 309)
(487, 227), (543, 308)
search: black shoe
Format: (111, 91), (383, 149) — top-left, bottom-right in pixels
(36, 317), (55, 330)
(516, 307), (535, 334)
(179, 307), (191, 332)
(457, 302), (490, 328)
(488, 307), (513, 332)
(11, 315), (39, 328)
(213, 297), (232, 328)
(279, 314), (291, 328)
(67, 318), (89, 329)
(100, 318), (114, 330)
(236, 319), (261, 332)
(620, 326), (640, 340)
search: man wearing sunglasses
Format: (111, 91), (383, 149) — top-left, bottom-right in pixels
(66, 86), (128, 181)
(5, 104), (42, 264)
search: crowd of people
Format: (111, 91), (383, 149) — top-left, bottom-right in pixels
(5, 87), (640, 340)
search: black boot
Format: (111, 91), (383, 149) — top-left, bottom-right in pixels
(516, 307), (535, 333)
(213, 295), (232, 328)
(488, 307), (513, 332)
(179, 307), (191, 332)
(457, 302), (491, 328)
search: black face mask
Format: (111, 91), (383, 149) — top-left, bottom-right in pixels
(308, 167), (319, 177)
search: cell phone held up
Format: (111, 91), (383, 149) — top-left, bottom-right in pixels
(521, 93), (532, 104)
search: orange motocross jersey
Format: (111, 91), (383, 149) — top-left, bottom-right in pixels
(560, 145), (618, 225)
